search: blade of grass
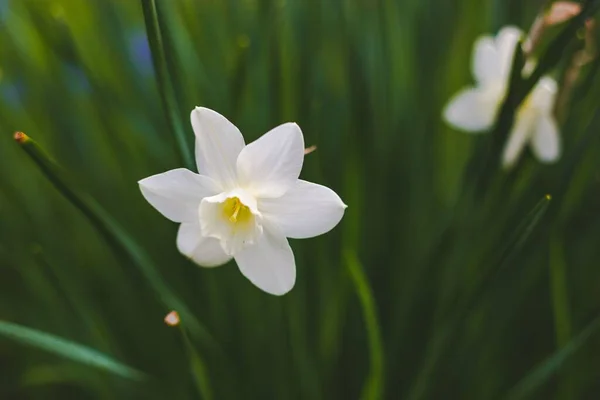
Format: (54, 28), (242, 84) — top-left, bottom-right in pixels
(32, 248), (112, 353)
(180, 326), (213, 400)
(503, 312), (600, 400)
(407, 195), (551, 400)
(549, 233), (574, 400)
(344, 249), (384, 400)
(140, 0), (193, 170)
(0, 320), (146, 381)
(13, 132), (216, 351)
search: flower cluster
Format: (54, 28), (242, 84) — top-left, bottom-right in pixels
(443, 26), (561, 169)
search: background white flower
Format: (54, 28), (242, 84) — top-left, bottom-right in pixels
(442, 26), (561, 169)
(139, 107), (347, 295)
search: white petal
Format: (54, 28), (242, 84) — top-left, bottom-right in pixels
(234, 225), (295, 295)
(502, 111), (535, 169)
(191, 107), (245, 190)
(138, 168), (220, 223)
(531, 115), (560, 163)
(236, 123), (304, 198)
(530, 76), (558, 112)
(443, 87), (500, 132)
(472, 36), (501, 85)
(177, 222), (231, 267)
(260, 180), (346, 239)
(496, 26), (524, 78)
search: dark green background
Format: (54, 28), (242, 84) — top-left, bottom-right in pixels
(1, 0), (600, 399)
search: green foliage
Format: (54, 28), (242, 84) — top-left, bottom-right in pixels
(0, 320), (145, 381)
(2, 0), (600, 398)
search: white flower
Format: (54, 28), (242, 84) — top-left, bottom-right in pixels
(139, 107), (347, 295)
(443, 26), (561, 169)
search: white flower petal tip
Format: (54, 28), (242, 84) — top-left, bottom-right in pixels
(259, 180), (346, 239)
(235, 228), (296, 296)
(442, 88), (498, 132)
(190, 106), (245, 190)
(444, 26), (527, 133)
(138, 169), (220, 223)
(138, 105), (347, 295)
(531, 116), (561, 163)
(236, 121), (305, 198)
(501, 76), (561, 169)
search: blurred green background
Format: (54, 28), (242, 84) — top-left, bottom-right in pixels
(2, 0), (600, 399)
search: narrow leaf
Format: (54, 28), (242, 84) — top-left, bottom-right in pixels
(0, 320), (145, 381)
(504, 313), (600, 400)
(549, 234), (574, 400)
(14, 132), (217, 351)
(140, 0), (194, 170)
(181, 328), (213, 400)
(407, 195), (551, 400)
(459, 195), (552, 315)
(345, 249), (384, 400)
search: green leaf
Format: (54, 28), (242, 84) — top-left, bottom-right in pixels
(14, 132), (217, 351)
(140, 0), (194, 170)
(345, 249), (384, 400)
(549, 234), (574, 400)
(181, 328), (213, 400)
(504, 313), (600, 400)
(0, 320), (146, 381)
(407, 195), (551, 400)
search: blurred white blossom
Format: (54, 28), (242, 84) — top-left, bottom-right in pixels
(443, 26), (561, 169)
(139, 107), (347, 295)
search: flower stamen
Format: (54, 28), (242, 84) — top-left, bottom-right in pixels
(229, 198), (242, 222)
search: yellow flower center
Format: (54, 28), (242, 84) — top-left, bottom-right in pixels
(223, 197), (251, 224)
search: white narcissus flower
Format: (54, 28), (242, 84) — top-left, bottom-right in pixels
(139, 107), (347, 296)
(443, 26), (561, 169)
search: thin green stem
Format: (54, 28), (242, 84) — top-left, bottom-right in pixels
(549, 234), (574, 400)
(141, 0), (194, 170)
(14, 132), (216, 351)
(504, 312), (600, 400)
(180, 326), (213, 400)
(345, 249), (384, 400)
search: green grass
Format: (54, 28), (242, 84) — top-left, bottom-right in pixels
(2, 0), (600, 398)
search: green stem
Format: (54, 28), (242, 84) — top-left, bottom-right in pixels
(344, 249), (384, 400)
(180, 326), (213, 400)
(504, 312), (600, 400)
(141, 0), (194, 170)
(549, 234), (573, 400)
(14, 132), (216, 351)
